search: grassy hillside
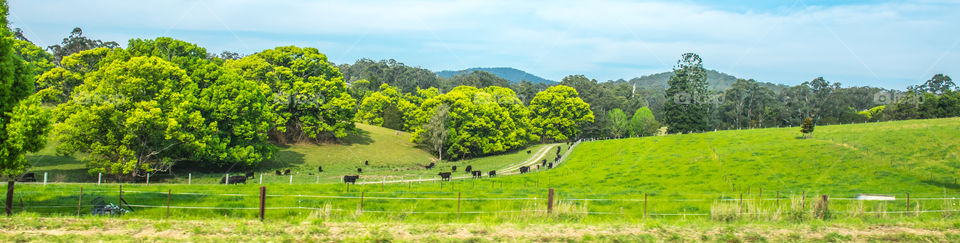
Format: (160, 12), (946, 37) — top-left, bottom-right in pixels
(532, 118), (960, 196)
(24, 123), (553, 184)
(10, 118), (960, 223)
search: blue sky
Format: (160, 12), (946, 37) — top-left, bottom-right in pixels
(8, 0), (960, 89)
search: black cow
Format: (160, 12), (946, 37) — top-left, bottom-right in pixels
(519, 166), (530, 174)
(541, 160), (547, 166)
(343, 175), (359, 184)
(548, 162), (553, 168)
(452, 166), (457, 172)
(283, 169), (291, 175)
(365, 160), (369, 166)
(245, 172), (255, 178)
(464, 165), (472, 173)
(275, 170), (282, 176)
(424, 162), (436, 169)
(471, 170), (482, 179)
(527, 150), (531, 154)
(357, 168), (363, 173)
(488, 170), (496, 177)
(438, 172), (452, 181)
(220, 175), (247, 184)
(318, 166), (323, 173)
(17, 172), (36, 182)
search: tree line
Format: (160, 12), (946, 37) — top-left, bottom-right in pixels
(2, 19), (958, 180)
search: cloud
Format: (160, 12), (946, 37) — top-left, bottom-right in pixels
(9, 0), (960, 89)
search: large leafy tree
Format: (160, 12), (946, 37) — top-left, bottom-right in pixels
(232, 46), (356, 142)
(35, 47), (129, 104)
(663, 53), (709, 133)
(55, 56), (211, 180)
(413, 86), (537, 160)
(629, 107), (659, 137)
(197, 71), (281, 168)
(607, 108), (629, 138)
(529, 85), (594, 141)
(1, 1), (52, 213)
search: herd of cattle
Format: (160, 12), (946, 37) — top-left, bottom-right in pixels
(213, 144), (571, 185)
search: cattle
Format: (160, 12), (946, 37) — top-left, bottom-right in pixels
(275, 170), (282, 176)
(343, 175), (359, 184)
(541, 160), (547, 166)
(519, 166), (530, 174)
(17, 172), (36, 182)
(365, 160), (369, 166)
(527, 150), (531, 154)
(283, 169), (291, 175)
(245, 172), (255, 178)
(318, 166), (323, 173)
(471, 170), (482, 178)
(488, 170), (496, 177)
(220, 175), (247, 184)
(452, 165), (457, 172)
(424, 162), (436, 169)
(438, 172), (452, 181)
(548, 162), (553, 168)
(464, 165), (472, 173)
(357, 168), (363, 173)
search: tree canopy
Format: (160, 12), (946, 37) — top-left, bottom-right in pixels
(529, 85), (594, 141)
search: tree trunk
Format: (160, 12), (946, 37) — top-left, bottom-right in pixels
(5, 181), (14, 216)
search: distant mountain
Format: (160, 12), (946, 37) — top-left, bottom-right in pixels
(437, 67), (555, 84)
(623, 69), (786, 91)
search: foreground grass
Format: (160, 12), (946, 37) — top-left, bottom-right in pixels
(2, 214), (960, 242)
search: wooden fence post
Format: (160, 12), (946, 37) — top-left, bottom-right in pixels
(457, 192), (462, 220)
(360, 191), (365, 214)
(259, 186), (266, 221)
(77, 187), (83, 217)
(801, 191), (806, 214)
(906, 192), (910, 216)
(166, 189), (171, 219)
(119, 185), (123, 209)
(548, 188), (554, 213)
(821, 195), (828, 218)
(776, 191), (780, 205)
(739, 193), (743, 215)
(643, 193), (648, 218)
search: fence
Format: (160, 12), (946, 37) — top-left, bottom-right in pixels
(6, 184), (960, 222)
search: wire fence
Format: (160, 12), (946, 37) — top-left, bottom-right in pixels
(7, 185), (960, 222)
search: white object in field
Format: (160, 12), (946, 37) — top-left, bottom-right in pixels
(856, 194), (895, 200)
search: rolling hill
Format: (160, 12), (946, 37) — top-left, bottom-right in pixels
(437, 67), (555, 84)
(622, 69), (788, 91)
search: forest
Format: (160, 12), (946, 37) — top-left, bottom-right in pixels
(2, 23), (959, 180)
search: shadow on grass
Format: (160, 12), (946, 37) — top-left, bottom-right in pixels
(258, 149), (307, 171)
(920, 180), (960, 190)
(25, 155), (91, 182)
(339, 128), (374, 146)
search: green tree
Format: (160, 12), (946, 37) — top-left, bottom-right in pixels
(422, 104), (450, 160)
(663, 53), (709, 133)
(607, 108), (629, 138)
(46, 27), (119, 65)
(800, 117), (815, 138)
(529, 85), (594, 141)
(233, 46), (356, 142)
(54, 56), (211, 180)
(413, 86), (536, 160)
(197, 71), (281, 168)
(629, 107), (659, 137)
(0, 0), (53, 214)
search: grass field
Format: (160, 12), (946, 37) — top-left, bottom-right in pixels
(24, 123), (552, 184)
(6, 118), (960, 225)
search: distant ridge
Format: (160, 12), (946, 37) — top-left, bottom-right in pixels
(620, 69), (786, 91)
(437, 67), (555, 84)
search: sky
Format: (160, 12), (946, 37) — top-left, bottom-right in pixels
(8, 0), (960, 89)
